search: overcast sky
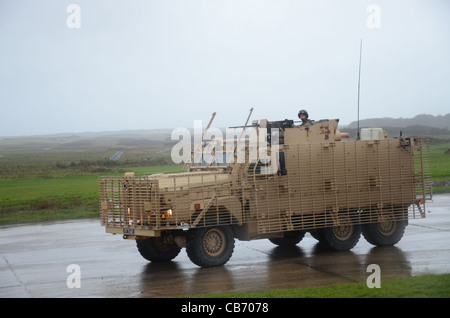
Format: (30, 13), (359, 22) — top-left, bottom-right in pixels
(0, 0), (449, 136)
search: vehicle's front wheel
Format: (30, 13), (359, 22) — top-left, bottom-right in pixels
(136, 237), (181, 262)
(186, 226), (235, 268)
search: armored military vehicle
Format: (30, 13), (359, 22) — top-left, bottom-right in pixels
(99, 111), (432, 267)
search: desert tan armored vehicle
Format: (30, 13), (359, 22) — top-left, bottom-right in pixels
(99, 111), (432, 267)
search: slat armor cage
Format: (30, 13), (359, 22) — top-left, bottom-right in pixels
(100, 132), (431, 241)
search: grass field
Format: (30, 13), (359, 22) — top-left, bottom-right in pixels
(429, 144), (450, 193)
(0, 132), (449, 225)
(189, 273), (450, 298)
(0, 165), (183, 224)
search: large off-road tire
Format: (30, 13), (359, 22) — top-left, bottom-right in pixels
(186, 226), (235, 268)
(309, 229), (325, 242)
(319, 223), (361, 251)
(136, 237), (181, 262)
(362, 219), (407, 247)
(269, 230), (305, 247)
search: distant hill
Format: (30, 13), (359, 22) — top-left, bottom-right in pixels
(0, 129), (176, 154)
(347, 113), (450, 129)
(342, 113), (450, 143)
(2, 114), (449, 149)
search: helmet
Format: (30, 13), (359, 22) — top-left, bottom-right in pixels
(298, 109), (308, 119)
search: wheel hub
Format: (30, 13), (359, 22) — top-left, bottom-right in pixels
(333, 225), (353, 241)
(377, 218), (396, 236)
(203, 228), (225, 257)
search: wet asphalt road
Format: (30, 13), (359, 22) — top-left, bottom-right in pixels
(1, 194), (449, 298)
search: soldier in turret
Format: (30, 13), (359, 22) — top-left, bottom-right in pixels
(298, 109), (313, 127)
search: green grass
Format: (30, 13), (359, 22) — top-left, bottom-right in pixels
(0, 141), (449, 225)
(190, 273), (450, 298)
(429, 144), (450, 179)
(0, 165), (182, 225)
(429, 144), (450, 194)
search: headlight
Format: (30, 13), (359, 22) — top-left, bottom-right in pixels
(162, 209), (173, 219)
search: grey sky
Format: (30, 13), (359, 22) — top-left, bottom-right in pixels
(1, 0), (449, 136)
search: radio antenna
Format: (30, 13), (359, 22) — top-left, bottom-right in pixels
(357, 38), (363, 140)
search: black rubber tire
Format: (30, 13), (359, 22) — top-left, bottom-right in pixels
(136, 237), (181, 262)
(362, 220), (407, 247)
(186, 226), (235, 268)
(269, 230), (305, 246)
(309, 229), (325, 242)
(319, 224), (361, 251)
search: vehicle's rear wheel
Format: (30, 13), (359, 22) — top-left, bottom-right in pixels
(136, 237), (181, 262)
(269, 230), (305, 246)
(362, 218), (407, 246)
(186, 226), (235, 268)
(319, 223), (361, 251)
